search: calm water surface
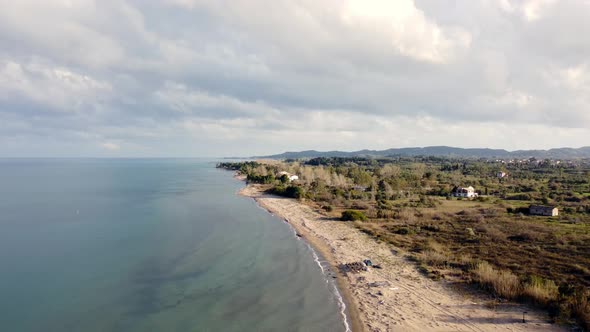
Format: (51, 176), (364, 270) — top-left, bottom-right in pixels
(0, 159), (346, 332)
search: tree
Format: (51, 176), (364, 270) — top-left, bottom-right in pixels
(279, 174), (289, 184)
(285, 185), (304, 199)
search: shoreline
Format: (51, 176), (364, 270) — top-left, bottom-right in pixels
(238, 182), (362, 332)
(237, 179), (565, 332)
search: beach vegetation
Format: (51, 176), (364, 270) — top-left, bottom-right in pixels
(341, 210), (368, 221)
(268, 185), (305, 199)
(218, 156), (590, 328)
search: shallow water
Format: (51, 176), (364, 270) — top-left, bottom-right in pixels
(0, 159), (346, 332)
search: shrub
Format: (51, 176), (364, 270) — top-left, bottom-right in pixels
(472, 261), (520, 300)
(376, 209), (394, 219)
(269, 185), (304, 199)
(351, 201), (370, 210)
(506, 193), (531, 201)
(285, 185), (304, 199)
(506, 206), (529, 214)
(422, 224), (441, 232)
(507, 231), (539, 242)
(523, 276), (559, 306)
(421, 250), (449, 268)
(571, 290), (590, 331)
(481, 225), (507, 241)
(564, 196), (583, 203)
(279, 174), (290, 183)
(396, 209), (416, 224)
(341, 210), (368, 221)
(247, 173), (275, 184)
(394, 226), (414, 235)
(457, 254), (478, 270)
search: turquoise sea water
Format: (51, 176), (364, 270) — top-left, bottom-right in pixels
(0, 159), (347, 332)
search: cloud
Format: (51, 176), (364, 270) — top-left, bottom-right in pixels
(100, 142), (121, 151)
(341, 0), (471, 63)
(154, 81), (281, 119)
(522, 0), (557, 22)
(0, 58), (112, 112)
(0, 0), (589, 157)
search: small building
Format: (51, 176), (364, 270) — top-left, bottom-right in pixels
(529, 205), (559, 217)
(497, 172), (507, 178)
(277, 171), (298, 182)
(352, 185), (367, 192)
(452, 186), (478, 198)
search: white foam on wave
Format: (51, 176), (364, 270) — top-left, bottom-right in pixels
(333, 283), (352, 332)
(264, 206), (352, 332)
(309, 244), (325, 274)
(302, 239), (351, 332)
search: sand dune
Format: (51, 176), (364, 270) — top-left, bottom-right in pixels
(239, 183), (565, 332)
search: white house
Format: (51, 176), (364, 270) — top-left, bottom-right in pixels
(452, 186), (478, 198)
(278, 171), (298, 182)
(497, 172), (507, 178)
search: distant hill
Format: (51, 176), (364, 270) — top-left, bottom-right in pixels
(253, 146), (590, 160)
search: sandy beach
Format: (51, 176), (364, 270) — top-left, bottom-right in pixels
(239, 182), (565, 332)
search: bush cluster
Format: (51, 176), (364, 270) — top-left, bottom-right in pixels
(341, 210), (368, 221)
(268, 185), (304, 199)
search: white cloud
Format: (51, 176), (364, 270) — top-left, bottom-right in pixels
(497, 0), (517, 13)
(100, 142), (121, 151)
(0, 59), (112, 111)
(523, 0), (557, 22)
(341, 0), (471, 63)
(559, 63), (590, 90)
(0, 0), (589, 156)
(154, 82), (281, 118)
(495, 0), (557, 22)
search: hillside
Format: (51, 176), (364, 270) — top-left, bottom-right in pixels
(254, 146), (590, 160)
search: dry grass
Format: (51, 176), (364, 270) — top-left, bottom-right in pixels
(572, 290), (590, 331)
(460, 255), (479, 271)
(342, 197), (590, 328)
(396, 208), (417, 224)
(472, 261), (520, 300)
(421, 250), (449, 268)
(477, 224), (507, 241)
(522, 276), (559, 306)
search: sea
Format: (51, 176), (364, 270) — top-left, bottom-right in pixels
(0, 159), (348, 332)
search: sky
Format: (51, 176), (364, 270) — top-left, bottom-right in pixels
(1, 0), (589, 157)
